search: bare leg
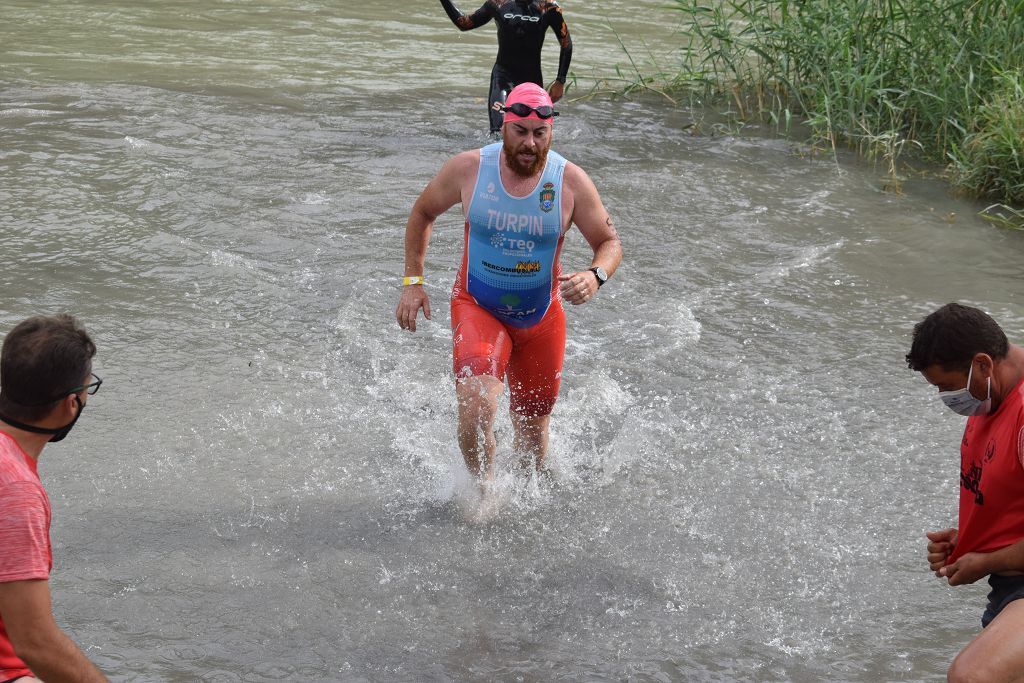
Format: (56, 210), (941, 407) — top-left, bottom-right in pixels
(511, 412), (551, 473)
(456, 375), (504, 483)
(948, 599), (1024, 683)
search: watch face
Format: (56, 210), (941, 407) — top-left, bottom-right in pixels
(595, 267), (608, 282)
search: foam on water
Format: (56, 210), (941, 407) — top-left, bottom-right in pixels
(0, 107), (60, 118)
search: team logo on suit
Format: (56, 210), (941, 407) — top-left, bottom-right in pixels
(539, 182), (556, 212)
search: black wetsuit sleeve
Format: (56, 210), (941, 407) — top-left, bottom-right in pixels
(439, 0), (494, 30)
(544, 2), (573, 82)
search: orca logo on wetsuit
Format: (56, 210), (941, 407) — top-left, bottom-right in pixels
(504, 13), (540, 21)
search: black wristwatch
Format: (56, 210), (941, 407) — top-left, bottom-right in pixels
(589, 266), (608, 288)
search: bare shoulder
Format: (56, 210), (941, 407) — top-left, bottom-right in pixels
(430, 149), (481, 209)
(448, 148), (481, 171)
(562, 160), (600, 198)
(414, 149), (481, 216)
(452, 148), (482, 167)
(438, 149), (481, 184)
(559, 158), (614, 237)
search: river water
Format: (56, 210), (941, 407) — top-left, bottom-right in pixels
(3, 1), (1024, 681)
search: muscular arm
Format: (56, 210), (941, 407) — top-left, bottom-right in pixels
(396, 151), (478, 332)
(402, 151), (475, 277)
(543, 2), (573, 83)
(566, 163), (622, 277)
(0, 579), (109, 682)
(557, 162), (623, 305)
(439, 0), (494, 30)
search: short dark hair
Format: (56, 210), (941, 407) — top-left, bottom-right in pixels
(0, 314), (96, 422)
(906, 303), (1009, 372)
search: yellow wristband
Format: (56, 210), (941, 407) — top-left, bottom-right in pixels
(403, 276), (424, 286)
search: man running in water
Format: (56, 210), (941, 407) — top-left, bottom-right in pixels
(396, 83), (622, 485)
(439, 0), (573, 133)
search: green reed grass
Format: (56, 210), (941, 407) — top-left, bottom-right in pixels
(658, 0), (1024, 216)
(951, 70), (1024, 208)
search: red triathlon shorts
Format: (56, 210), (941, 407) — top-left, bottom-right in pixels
(450, 292), (566, 417)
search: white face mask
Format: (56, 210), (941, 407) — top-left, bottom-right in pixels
(939, 363), (992, 416)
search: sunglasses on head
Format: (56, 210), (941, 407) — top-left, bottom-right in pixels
(498, 102), (559, 119)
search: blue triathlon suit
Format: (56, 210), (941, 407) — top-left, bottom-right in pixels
(457, 141), (566, 328)
(450, 142), (569, 416)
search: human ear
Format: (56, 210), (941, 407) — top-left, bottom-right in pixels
(974, 353), (995, 375)
(62, 392), (80, 416)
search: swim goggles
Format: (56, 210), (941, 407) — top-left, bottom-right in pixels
(495, 102), (560, 119)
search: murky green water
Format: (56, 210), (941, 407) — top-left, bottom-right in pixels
(3, 1), (1024, 681)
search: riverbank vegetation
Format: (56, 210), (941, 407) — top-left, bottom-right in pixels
(604, 0), (1024, 225)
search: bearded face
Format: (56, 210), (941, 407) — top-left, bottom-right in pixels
(501, 124), (551, 177)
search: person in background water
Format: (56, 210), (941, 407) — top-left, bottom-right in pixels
(907, 303), (1024, 682)
(0, 314), (108, 683)
(439, 0), (573, 133)
(396, 83), (621, 488)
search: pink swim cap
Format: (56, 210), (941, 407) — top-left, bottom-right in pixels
(502, 83), (556, 125)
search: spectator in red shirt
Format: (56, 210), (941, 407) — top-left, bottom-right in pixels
(908, 303), (1024, 683)
(0, 314), (108, 683)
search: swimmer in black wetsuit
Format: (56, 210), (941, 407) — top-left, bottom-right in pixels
(439, 0), (573, 132)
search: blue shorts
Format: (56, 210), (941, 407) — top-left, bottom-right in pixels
(981, 574), (1024, 627)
